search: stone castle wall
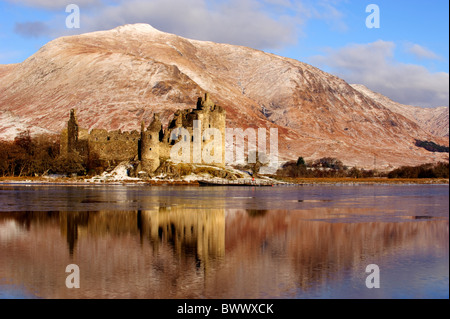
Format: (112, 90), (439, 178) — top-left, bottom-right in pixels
(61, 93), (226, 173)
(88, 129), (140, 162)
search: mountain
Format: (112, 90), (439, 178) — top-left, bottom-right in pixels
(0, 24), (448, 169)
(351, 84), (449, 138)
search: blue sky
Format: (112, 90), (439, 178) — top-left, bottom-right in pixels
(0, 0), (448, 107)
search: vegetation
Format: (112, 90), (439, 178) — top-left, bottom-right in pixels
(415, 140), (449, 153)
(296, 157), (306, 167)
(387, 162), (449, 179)
(274, 156), (449, 180)
(0, 131), (99, 177)
(0, 131), (60, 177)
(275, 157), (376, 178)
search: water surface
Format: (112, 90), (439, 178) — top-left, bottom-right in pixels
(0, 184), (448, 299)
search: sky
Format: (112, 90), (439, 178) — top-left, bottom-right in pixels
(0, 0), (448, 107)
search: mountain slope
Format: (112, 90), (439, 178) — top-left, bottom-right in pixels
(0, 24), (447, 169)
(352, 84), (449, 138)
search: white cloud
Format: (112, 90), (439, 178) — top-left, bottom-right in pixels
(76, 0), (298, 50)
(9, 0), (301, 50)
(9, 0), (348, 51)
(315, 0), (348, 31)
(406, 43), (441, 60)
(14, 21), (50, 38)
(6, 0), (101, 10)
(295, 0), (348, 31)
(310, 40), (449, 107)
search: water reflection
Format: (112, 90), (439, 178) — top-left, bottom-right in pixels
(0, 185), (448, 299)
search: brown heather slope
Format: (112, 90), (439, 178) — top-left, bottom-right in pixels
(0, 24), (448, 169)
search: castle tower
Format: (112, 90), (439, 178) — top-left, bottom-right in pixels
(141, 113), (162, 173)
(196, 92), (215, 110)
(67, 109), (79, 154)
(195, 94), (226, 166)
(209, 104), (226, 167)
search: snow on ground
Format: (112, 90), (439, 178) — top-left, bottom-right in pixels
(84, 162), (141, 183)
(82, 161), (284, 184)
(183, 173), (209, 182)
(180, 165), (284, 184)
(0, 111), (54, 140)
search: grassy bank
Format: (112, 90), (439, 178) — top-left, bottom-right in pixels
(277, 177), (449, 185)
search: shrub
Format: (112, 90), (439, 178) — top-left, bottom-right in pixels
(0, 132), (61, 177)
(415, 140), (449, 153)
(388, 162), (449, 179)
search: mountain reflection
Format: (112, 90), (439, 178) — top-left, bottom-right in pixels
(0, 191), (448, 298)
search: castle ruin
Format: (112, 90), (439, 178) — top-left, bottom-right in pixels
(60, 93), (226, 174)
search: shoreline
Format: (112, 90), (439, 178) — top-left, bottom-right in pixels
(0, 176), (448, 186)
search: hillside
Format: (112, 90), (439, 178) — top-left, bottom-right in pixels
(352, 84), (449, 138)
(0, 24), (447, 169)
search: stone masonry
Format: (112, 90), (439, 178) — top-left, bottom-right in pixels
(61, 93), (226, 174)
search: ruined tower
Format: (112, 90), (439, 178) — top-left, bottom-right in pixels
(67, 109), (79, 154)
(141, 113), (163, 173)
(197, 92), (215, 110)
(194, 93), (226, 167)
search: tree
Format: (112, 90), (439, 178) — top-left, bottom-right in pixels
(348, 167), (363, 178)
(0, 141), (10, 176)
(297, 157), (306, 167)
(0, 133), (65, 177)
(55, 153), (86, 176)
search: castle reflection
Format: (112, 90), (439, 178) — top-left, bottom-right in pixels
(0, 186), (448, 299)
(1, 207), (226, 270)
